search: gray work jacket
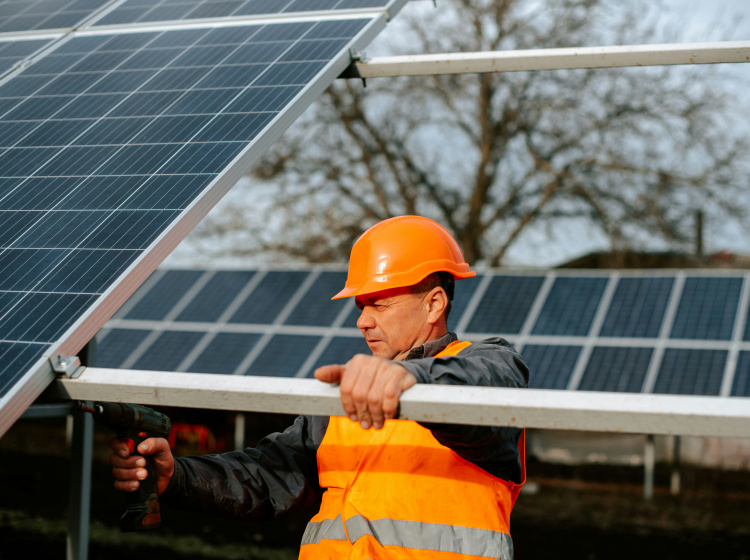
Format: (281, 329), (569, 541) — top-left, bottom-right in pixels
(162, 333), (529, 520)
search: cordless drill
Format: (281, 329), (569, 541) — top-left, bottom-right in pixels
(80, 402), (171, 532)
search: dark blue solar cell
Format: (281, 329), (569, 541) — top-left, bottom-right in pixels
(447, 274), (481, 332)
(466, 276), (545, 334)
(36, 249), (141, 294)
(280, 38), (349, 62)
(521, 344), (581, 390)
(578, 346), (653, 393)
(286, 0), (339, 11)
(21, 53), (83, 76)
(18, 119), (97, 149)
(0, 291), (25, 317)
(11, 210), (109, 249)
(284, 271), (348, 326)
(0, 211), (42, 247)
(119, 47), (184, 70)
(670, 277), (742, 340)
(88, 70), (158, 94)
(164, 89), (239, 115)
(0, 342), (47, 399)
(253, 61), (327, 86)
(195, 64), (267, 89)
(306, 18), (370, 39)
(38, 145), (120, 176)
(143, 67), (214, 91)
(251, 22), (315, 42)
(600, 277), (674, 338)
(95, 328), (152, 368)
(0, 75), (52, 97)
(312, 336), (370, 372)
(245, 334), (321, 377)
(0, 248), (64, 291)
(54, 93), (127, 115)
(0, 292), (97, 343)
(185, 1), (244, 19)
(337, 0), (390, 7)
(146, 5), (197, 22)
(189, 332), (261, 374)
(75, 117), (153, 146)
(125, 270), (204, 320)
(234, 0), (285, 15)
(95, 144), (177, 175)
(121, 174), (214, 210)
(171, 44), (237, 67)
(0, 121), (36, 147)
(224, 42), (293, 66)
(112, 90), (185, 117)
(230, 270), (309, 324)
(653, 348), (727, 396)
(160, 142), (243, 174)
(224, 85), (302, 113)
(133, 115), (213, 144)
(4, 95), (74, 120)
(0, 147), (59, 176)
(132, 330), (205, 371)
(532, 277), (608, 337)
(56, 176), (144, 211)
(176, 270), (257, 322)
(95, 7), (148, 26)
(194, 113), (274, 142)
(67, 51), (135, 74)
(731, 351), (750, 397)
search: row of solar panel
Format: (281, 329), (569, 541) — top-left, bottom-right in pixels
(0, 0), (393, 33)
(94, 326), (750, 398)
(111, 269), (750, 341)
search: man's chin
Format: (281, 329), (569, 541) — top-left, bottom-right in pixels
(367, 341), (396, 360)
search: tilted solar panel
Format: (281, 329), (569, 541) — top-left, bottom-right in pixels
(652, 348), (727, 396)
(0, 2), (405, 436)
(521, 344), (580, 390)
(465, 275), (544, 334)
(245, 333), (321, 377)
(531, 276), (608, 336)
(670, 276), (742, 340)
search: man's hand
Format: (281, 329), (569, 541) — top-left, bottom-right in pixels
(109, 437), (175, 495)
(315, 354), (417, 430)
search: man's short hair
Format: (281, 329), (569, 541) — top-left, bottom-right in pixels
(410, 272), (455, 319)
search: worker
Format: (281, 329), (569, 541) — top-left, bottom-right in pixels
(109, 215), (529, 559)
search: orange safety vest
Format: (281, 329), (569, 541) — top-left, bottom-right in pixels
(300, 340), (526, 560)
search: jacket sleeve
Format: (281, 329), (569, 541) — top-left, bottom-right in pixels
(398, 337), (528, 484)
(161, 414), (328, 520)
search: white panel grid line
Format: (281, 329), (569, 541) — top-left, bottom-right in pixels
(720, 272), (750, 397)
(454, 272), (493, 337)
(566, 272), (619, 391)
(642, 272), (686, 394)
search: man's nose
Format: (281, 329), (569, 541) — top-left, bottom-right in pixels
(356, 308), (376, 329)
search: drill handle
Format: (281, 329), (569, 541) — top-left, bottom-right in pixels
(121, 433), (161, 532)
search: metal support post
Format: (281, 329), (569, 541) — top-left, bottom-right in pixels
(67, 402), (93, 560)
(670, 435), (681, 496)
(67, 340), (96, 560)
(234, 412), (246, 451)
(643, 434), (655, 501)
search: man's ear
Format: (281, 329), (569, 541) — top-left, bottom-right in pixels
(424, 287), (448, 325)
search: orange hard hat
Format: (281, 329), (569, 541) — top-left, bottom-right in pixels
(332, 215), (475, 300)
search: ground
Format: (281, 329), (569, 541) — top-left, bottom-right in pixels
(1, 415), (749, 559)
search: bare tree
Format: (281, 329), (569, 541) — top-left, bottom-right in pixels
(195, 0), (749, 266)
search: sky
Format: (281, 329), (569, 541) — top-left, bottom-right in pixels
(165, 0), (750, 269)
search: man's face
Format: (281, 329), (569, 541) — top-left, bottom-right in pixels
(354, 287), (431, 361)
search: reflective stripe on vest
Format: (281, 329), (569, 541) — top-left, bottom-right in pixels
(302, 514), (514, 559)
(301, 339), (525, 560)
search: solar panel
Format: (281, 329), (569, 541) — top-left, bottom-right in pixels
(731, 351), (750, 397)
(670, 276), (742, 340)
(446, 274), (481, 332)
(229, 270), (309, 324)
(0, 38), (58, 77)
(188, 332), (261, 374)
(531, 276), (608, 336)
(284, 270), (347, 326)
(0, 4), (402, 434)
(578, 346), (652, 393)
(0, 0), (112, 33)
(465, 275), (544, 334)
(124, 269), (203, 320)
(176, 270), (256, 322)
(521, 344), (581, 390)
(131, 329), (205, 371)
(93, 268), (750, 401)
(599, 277), (673, 338)
(244, 334), (321, 377)
(312, 335), (370, 372)
(93, 0), (395, 27)
(652, 348), (727, 396)
(94, 327), (151, 367)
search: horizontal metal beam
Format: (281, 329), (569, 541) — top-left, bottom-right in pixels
(52, 367), (750, 438)
(341, 41), (750, 78)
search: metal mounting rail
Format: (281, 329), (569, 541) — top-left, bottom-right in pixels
(52, 367), (750, 438)
(340, 40), (750, 79)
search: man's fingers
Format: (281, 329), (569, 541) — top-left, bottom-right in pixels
(381, 374), (404, 422)
(348, 359), (376, 429)
(314, 364), (345, 384)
